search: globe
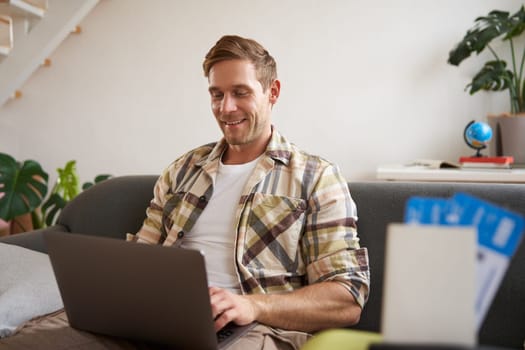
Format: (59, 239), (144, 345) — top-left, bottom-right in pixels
(463, 120), (493, 157)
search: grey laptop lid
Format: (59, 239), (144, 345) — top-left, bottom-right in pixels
(45, 232), (255, 350)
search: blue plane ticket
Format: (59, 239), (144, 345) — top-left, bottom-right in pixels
(405, 193), (524, 330)
(447, 193), (524, 330)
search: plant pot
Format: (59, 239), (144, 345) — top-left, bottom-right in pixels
(488, 113), (525, 165)
(0, 219), (9, 237)
(5, 213), (34, 235)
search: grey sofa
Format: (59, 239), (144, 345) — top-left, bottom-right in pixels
(1, 176), (524, 349)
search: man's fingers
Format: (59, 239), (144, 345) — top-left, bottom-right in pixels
(211, 297), (229, 320)
(209, 287), (233, 320)
(208, 286), (222, 295)
(213, 308), (236, 331)
(208, 286), (256, 330)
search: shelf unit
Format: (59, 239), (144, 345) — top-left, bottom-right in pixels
(0, 0), (99, 106)
(377, 164), (525, 183)
(0, 0), (47, 18)
(0, 15), (12, 55)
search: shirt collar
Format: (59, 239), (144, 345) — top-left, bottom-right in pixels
(196, 126), (293, 167)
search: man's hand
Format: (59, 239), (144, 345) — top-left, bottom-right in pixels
(209, 281), (361, 333)
(209, 286), (257, 331)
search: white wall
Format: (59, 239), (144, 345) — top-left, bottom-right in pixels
(0, 0), (520, 185)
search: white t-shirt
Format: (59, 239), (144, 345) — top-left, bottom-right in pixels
(181, 156), (260, 294)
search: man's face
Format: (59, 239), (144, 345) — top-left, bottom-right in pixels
(208, 59), (279, 152)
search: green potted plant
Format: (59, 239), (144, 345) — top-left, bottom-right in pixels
(0, 153), (111, 234)
(448, 5), (525, 163)
(0, 153), (48, 234)
(40, 160), (111, 227)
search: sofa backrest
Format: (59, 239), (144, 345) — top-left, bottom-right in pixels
(58, 175), (159, 239)
(349, 181), (525, 349)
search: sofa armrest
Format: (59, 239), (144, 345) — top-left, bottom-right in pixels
(0, 175), (158, 253)
(0, 225), (67, 253)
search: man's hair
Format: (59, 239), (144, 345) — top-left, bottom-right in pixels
(203, 35), (277, 91)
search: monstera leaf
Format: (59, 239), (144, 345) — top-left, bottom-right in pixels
(41, 193), (67, 227)
(447, 9), (521, 66)
(0, 153), (49, 222)
(467, 60), (514, 94)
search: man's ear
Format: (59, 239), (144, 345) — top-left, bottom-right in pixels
(269, 79), (281, 104)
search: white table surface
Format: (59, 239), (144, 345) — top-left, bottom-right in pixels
(376, 164), (525, 183)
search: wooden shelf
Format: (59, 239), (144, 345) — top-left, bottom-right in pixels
(0, 15), (13, 56)
(0, 0), (48, 18)
(0, 0), (99, 106)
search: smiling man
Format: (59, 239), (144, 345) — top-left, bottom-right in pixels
(207, 59), (278, 164)
(131, 35), (370, 349)
(0, 35), (369, 350)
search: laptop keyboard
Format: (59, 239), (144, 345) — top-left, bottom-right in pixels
(216, 328), (234, 343)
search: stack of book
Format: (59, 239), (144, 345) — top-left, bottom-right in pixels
(459, 156), (514, 169)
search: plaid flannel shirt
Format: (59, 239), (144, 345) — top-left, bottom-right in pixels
(130, 129), (370, 308)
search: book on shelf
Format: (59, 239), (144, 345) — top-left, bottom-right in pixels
(406, 159), (460, 169)
(459, 156), (514, 169)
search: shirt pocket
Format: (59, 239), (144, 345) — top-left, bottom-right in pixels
(243, 193), (307, 274)
(162, 191), (205, 240)
(161, 191), (184, 235)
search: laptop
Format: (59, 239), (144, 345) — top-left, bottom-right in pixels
(380, 223), (477, 347)
(44, 232), (257, 350)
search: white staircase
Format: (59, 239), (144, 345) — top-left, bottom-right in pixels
(0, 0), (99, 106)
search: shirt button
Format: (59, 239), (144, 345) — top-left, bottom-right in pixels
(199, 195), (206, 202)
(177, 231), (184, 238)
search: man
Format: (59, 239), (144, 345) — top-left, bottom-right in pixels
(129, 35), (370, 349)
(0, 34), (368, 350)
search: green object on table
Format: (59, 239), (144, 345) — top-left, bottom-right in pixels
(301, 329), (383, 350)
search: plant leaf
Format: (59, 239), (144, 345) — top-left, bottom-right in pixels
(41, 193), (67, 227)
(0, 153), (48, 221)
(94, 174), (112, 184)
(466, 60), (513, 94)
(53, 160), (80, 201)
(448, 9), (512, 65)
(504, 5), (525, 39)
(82, 174), (112, 190)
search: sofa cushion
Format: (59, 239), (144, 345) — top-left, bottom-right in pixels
(0, 243), (63, 337)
